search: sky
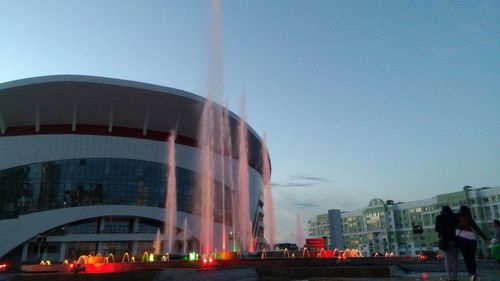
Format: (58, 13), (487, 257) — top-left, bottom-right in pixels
(1, 0), (499, 243)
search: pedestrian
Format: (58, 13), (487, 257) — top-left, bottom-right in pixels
(435, 205), (458, 281)
(455, 205), (490, 281)
(491, 219), (500, 270)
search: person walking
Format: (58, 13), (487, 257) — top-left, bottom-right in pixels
(435, 205), (459, 281)
(456, 205), (490, 281)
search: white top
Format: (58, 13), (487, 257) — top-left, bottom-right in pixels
(456, 229), (476, 240)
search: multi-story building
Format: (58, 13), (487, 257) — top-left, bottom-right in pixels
(0, 75), (270, 263)
(307, 213), (330, 246)
(310, 186), (500, 257)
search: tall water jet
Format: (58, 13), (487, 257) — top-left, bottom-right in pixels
(153, 228), (161, 255)
(237, 97), (252, 252)
(165, 131), (177, 253)
(197, 99), (216, 254)
(262, 133), (275, 249)
(296, 212), (304, 250)
(208, 0), (224, 102)
(193, 0), (224, 254)
(222, 102), (236, 252)
(218, 106), (230, 251)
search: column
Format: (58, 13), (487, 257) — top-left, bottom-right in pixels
(59, 242), (66, 262)
(21, 242), (29, 262)
(132, 217), (140, 255)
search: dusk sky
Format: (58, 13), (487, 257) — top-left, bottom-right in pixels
(1, 1), (499, 242)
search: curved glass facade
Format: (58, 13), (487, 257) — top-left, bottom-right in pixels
(0, 158), (251, 223)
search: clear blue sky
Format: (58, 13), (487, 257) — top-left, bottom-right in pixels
(1, 0), (499, 242)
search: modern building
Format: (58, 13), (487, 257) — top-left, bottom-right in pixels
(328, 209), (344, 250)
(307, 214), (330, 238)
(306, 211), (344, 250)
(308, 186), (500, 257)
(0, 75), (269, 263)
(307, 213), (330, 246)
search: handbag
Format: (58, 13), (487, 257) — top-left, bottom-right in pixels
(438, 238), (448, 251)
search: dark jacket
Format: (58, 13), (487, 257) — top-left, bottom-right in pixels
(435, 213), (458, 242)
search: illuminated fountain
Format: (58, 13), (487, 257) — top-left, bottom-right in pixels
(153, 228), (162, 255)
(104, 253), (114, 263)
(332, 248), (341, 257)
(295, 212), (304, 250)
(219, 104), (230, 252)
(260, 249), (268, 259)
(237, 98), (252, 253)
(302, 247), (310, 258)
(193, 0), (224, 255)
(161, 254), (169, 262)
(193, 0), (257, 255)
(346, 249), (363, 258)
(141, 252), (153, 262)
(197, 98), (217, 254)
(283, 248), (291, 258)
(317, 248), (327, 258)
(122, 252), (131, 263)
(165, 131), (177, 254)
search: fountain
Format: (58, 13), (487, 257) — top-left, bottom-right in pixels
(193, 0), (226, 256)
(141, 252), (149, 262)
(153, 228), (162, 255)
(318, 248), (327, 258)
(341, 249), (362, 258)
(195, 85), (255, 255)
(39, 260), (51, 266)
(161, 254), (169, 262)
(295, 212), (304, 250)
(219, 107), (227, 252)
(302, 247), (311, 258)
(260, 249), (267, 259)
(283, 248), (290, 258)
(262, 134), (275, 249)
(166, 0), (257, 256)
(165, 131), (177, 254)
(77, 255), (88, 264)
(332, 248), (341, 258)
(223, 106), (237, 253)
(103, 254), (114, 263)
(237, 98), (251, 253)
(122, 252), (130, 263)
(197, 99), (216, 254)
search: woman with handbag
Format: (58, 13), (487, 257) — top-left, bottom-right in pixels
(435, 205), (458, 281)
(456, 205), (490, 281)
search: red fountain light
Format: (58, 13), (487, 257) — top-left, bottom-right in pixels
(201, 256), (216, 267)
